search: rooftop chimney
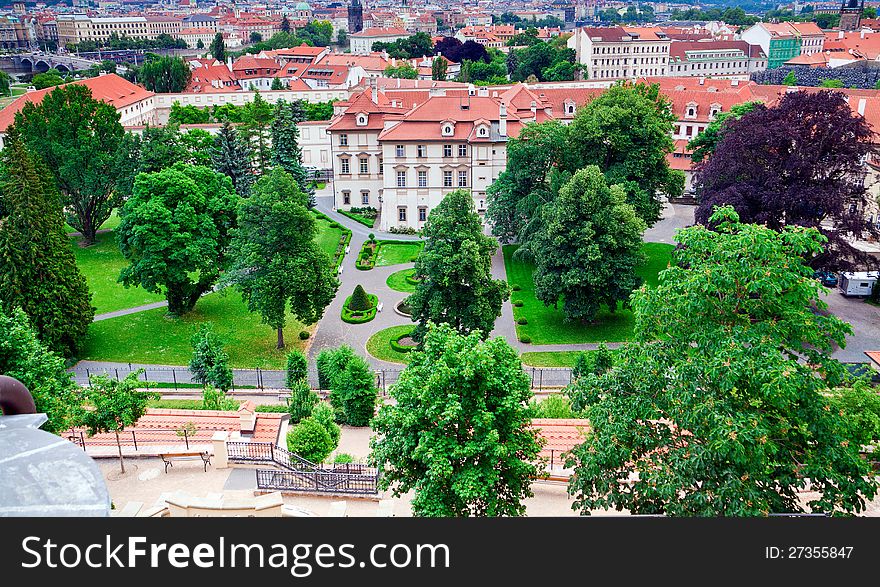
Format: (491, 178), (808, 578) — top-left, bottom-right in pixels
(839, 30), (845, 39)
(499, 101), (507, 137)
(858, 98), (867, 116)
(861, 30), (866, 39)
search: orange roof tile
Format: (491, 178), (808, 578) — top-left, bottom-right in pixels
(0, 74), (154, 132)
(530, 418), (590, 459)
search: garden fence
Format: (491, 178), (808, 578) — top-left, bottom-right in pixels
(68, 364), (574, 393)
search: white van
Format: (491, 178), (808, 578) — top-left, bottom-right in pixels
(838, 271), (878, 297)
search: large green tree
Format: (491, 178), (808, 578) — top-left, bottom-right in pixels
(117, 163), (239, 316)
(136, 123), (214, 173)
(569, 82), (679, 224)
(371, 324), (542, 517)
(12, 84), (137, 244)
(212, 121), (254, 198)
(688, 101), (760, 163)
(529, 166), (645, 322)
(407, 190), (508, 341)
(0, 307), (81, 433)
(241, 91), (274, 173)
(0, 132), (94, 356)
(224, 169), (338, 348)
(566, 206), (878, 516)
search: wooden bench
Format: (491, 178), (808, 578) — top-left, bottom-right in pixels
(160, 451), (211, 474)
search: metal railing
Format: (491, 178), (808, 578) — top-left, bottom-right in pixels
(228, 441), (380, 495)
(255, 468), (379, 495)
(69, 364), (576, 392)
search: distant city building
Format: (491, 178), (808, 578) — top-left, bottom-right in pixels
(348, 0), (363, 34)
(668, 40), (767, 78)
(568, 26), (672, 81)
(840, 0), (865, 31)
(349, 27), (408, 53)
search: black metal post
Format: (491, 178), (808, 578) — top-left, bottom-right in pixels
(85, 368), (90, 386)
(539, 369), (543, 391)
(115, 368), (120, 381)
(184, 428), (189, 449)
(172, 369), (177, 390)
(80, 431), (85, 450)
(143, 369), (148, 382)
(531, 367), (535, 388)
(132, 430), (138, 451)
(551, 449), (555, 470)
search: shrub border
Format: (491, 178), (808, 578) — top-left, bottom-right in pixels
(355, 241), (378, 270)
(389, 329), (418, 353)
(339, 209), (376, 228)
(341, 293), (378, 324)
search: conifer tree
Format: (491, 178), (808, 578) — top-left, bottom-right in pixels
(271, 100), (308, 190)
(210, 32), (226, 62)
(349, 284), (371, 311)
(212, 121), (254, 197)
(0, 132), (94, 357)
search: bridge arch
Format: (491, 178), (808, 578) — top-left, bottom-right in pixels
(54, 63), (71, 73)
(33, 59), (50, 73)
(18, 57), (32, 71)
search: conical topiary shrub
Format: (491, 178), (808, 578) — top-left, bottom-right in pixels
(349, 284), (372, 311)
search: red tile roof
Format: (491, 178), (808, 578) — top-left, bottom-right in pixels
(68, 407), (286, 447)
(867, 351), (880, 367)
(0, 74), (153, 132)
(530, 418), (590, 460)
(669, 40), (765, 60)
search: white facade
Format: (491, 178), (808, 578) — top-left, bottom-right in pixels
(568, 27), (671, 81)
(298, 120), (332, 170)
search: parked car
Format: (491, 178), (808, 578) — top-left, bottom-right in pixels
(839, 271), (878, 297)
(813, 270), (838, 288)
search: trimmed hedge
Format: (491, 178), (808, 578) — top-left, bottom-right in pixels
(520, 335), (531, 344)
(299, 330), (310, 340)
(339, 209), (376, 228)
(405, 273), (421, 286)
(389, 330), (418, 353)
(513, 300), (524, 307)
(517, 318), (528, 325)
(511, 284), (521, 291)
(356, 241), (377, 270)
(341, 293), (378, 324)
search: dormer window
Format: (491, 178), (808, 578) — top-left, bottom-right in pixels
(564, 100), (575, 115)
(686, 102), (697, 119)
(356, 113), (368, 126)
(709, 103), (722, 119)
(477, 125), (488, 137)
(442, 122), (454, 136)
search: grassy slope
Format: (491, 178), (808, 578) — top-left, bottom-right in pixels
(314, 215), (344, 260)
(82, 290), (308, 369)
(72, 232), (164, 314)
(503, 242), (674, 344)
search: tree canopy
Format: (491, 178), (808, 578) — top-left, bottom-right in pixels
(407, 190), (509, 341)
(529, 166), (646, 322)
(0, 132), (94, 357)
(131, 55), (191, 93)
(566, 207), (878, 516)
(12, 84), (137, 244)
(224, 169), (338, 348)
(694, 90), (876, 270)
(117, 163), (239, 315)
(370, 324), (542, 517)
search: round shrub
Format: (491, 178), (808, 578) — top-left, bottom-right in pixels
(329, 222), (340, 228)
(311, 402), (341, 447)
(368, 232), (375, 242)
(285, 349), (308, 387)
(286, 417), (334, 463)
(288, 380), (319, 425)
(299, 330), (310, 340)
(513, 300), (524, 307)
(333, 453), (355, 464)
(389, 330), (418, 353)
(511, 284), (521, 291)
(520, 335), (531, 344)
(409, 256), (418, 262)
(517, 318), (528, 325)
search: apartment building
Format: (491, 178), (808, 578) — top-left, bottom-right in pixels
(349, 27), (408, 54)
(298, 120), (332, 170)
(740, 22), (808, 69)
(56, 14), (183, 45)
(667, 40), (767, 78)
(568, 26), (671, 81)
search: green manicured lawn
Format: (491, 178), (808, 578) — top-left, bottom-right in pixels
(82, 290), (309, 369)
(375, 240), (423, 266)
(386, 268), (417, 293)
(520, 348), (620, 367)
(65, 210), (120, 234)
(339, 209), (376, 228)
(72, 231), (164, 314)
(314, 215), (345, 260)
(366, 324), (416, 364)
(503, 242), (674, 345)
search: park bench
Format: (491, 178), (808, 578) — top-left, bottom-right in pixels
(159, 451), (211, 474)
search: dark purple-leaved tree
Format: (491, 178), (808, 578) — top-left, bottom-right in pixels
(694, 90), (876, 270)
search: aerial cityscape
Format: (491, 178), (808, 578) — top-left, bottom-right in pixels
(0, 0), (879, 528)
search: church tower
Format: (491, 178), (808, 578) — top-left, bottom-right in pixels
(348, 0), (363, 34)
(839, 0), (864, 32)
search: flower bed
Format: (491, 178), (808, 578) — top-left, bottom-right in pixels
(341, 293), (379, 324)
